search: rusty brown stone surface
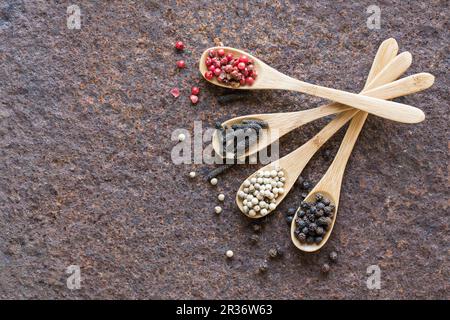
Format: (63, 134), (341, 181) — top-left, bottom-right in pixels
(0, 1), (448, 299)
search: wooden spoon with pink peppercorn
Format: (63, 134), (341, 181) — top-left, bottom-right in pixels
(199, 46), (425, 124)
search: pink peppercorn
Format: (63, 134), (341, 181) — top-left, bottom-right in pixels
(176, 60), (186, 68)
(239, 55), (249, 63)
(237, 62), (246, 70)
(214, 68), (221, 76)
(226, 53), (233, 61)
(245, 77), (255, 85)
(190, 95), (199, 104)
(204, 71), (214, 80)
(208, 65), (216, 72)
(175, 41), (185, 51)
(191, 87), (200, 95)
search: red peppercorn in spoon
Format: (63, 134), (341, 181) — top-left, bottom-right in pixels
(198, 47), (425, 124)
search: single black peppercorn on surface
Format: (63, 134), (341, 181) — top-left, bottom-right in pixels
(294, 194), (335, 245)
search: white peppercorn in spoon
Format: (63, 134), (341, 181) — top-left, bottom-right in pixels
(199, 45), (425, 123)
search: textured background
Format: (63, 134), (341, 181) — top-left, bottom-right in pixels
(0, 0), (448, 299)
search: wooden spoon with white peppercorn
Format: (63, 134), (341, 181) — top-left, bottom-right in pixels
(200, 45), (425, 124)
(291, 44), (435, 252)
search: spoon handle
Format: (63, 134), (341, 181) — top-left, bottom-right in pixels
(291, 79), (425, 124)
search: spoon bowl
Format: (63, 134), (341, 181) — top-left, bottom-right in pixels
(291, 190), (338, 252)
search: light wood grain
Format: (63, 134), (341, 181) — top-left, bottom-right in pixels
(199, 46), (425, 124)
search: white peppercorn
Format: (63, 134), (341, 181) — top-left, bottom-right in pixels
(178, 133), (186, 142)
(210, 178), (218, 185)
(218, 194), (225, 201)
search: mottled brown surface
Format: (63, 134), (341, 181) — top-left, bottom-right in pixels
(0, 0), (448, 299)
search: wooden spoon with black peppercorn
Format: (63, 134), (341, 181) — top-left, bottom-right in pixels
(291, 41), (434, 252)
(199, 46), (425, 124)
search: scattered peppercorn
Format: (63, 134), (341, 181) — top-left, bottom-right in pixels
(252, 223), (262, 233)
(178, 133), (186, 142)
(226, 250), (234, 258)
(250, 234), (259, 243)
(321, 263), (330, 273)
(258, 261), (268, 273)
(286, 215), (293, 225)
(191, 86), (200, 95)
(176, 60), (186, 68)
(268, 248), (278, 258)
(190, 94), (199, 104)
(175, 41), (185, 51)
(329, 251), (338, 262)
(189, 171), (196, 178)
(287, 208), (296, 216)
(210, 178), (218, 185)
(214, 206), (222, 214)
(302, 180), (312, 190)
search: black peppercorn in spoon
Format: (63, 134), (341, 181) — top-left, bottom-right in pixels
(290, 43), (434, 252)
(199, 46), (425, 124)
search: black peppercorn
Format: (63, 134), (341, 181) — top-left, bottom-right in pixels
(318, 217), (332, 227)
(287, 208), (296, 216)
(252, 224), (262, 233)
(298, 210), (306, 218)
(301, 227), (309, 235)
(308, 223), (317, 233)
(314, 236), (323, 244)
(321, 263), (330, 273)
(315, 193), (323, 202)
(300, 201), (310, 209)
(306, 236), (315, 244)
(307, 213), (315, 221)
(315, 210), (324, 218)
(302, 181), (311, 190)
(250, 234), (259, 243)
(322, 198), (331, 206)
(268, 248), (278, 258)
(329, 251), (338, 262)
(296, 176), (304, 185)
(316, 227), (324, 236)
(308, 206), (317, 214)
(297, 219), (307, 229)
(258, 261), (268, 273)
(316, 202), (325, 210)
(301, 192), (308, 199)
(297, 233), (306, 242)
(286, 215), (293, 225)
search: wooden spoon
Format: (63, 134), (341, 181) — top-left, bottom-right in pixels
(291, 51), (435, 253)
(199, 46), (425, 123)
(212, 51), (413, 159)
